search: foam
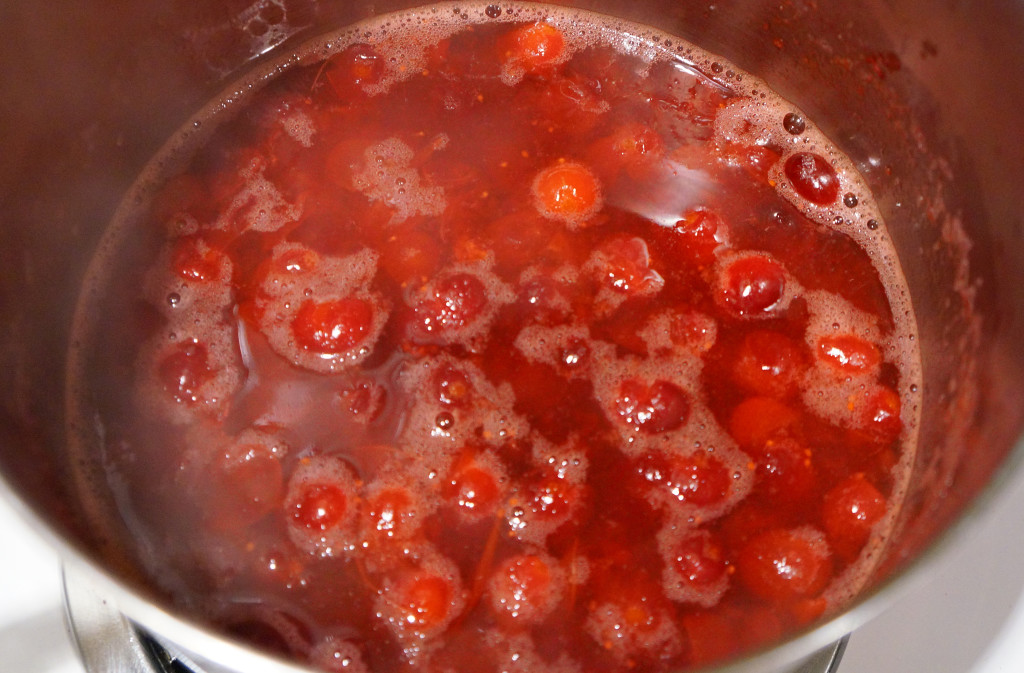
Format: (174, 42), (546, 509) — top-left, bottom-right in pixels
(351, 137), (447, 224)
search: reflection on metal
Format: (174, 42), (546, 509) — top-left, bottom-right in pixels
(64, 563), (850, 673)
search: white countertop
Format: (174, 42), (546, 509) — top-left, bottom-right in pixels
(3, 465), (1024, 673)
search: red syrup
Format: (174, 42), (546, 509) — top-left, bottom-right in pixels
(66, 3), (922, 672)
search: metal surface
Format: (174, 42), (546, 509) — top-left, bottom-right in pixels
(62, 564), (849, 673)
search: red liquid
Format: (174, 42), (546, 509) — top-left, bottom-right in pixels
(67, 3), (922, 672)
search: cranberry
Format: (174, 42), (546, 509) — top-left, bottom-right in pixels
(433, 366), (473, 408)
(728, 397), (800, 448)
(732, 330), (808, 399)
(378, 568), (461, 642)
(822, 473), (886, 555)
(502, 22), (566, 72)
(171, 236), (227, 283)
(361, 486), (419, 542)
(673, 209), (724, 265)
(665, 532), (727, 587)
(614, 379), (690, 434)
(487, 553), (560, 624)
(717, 253), (787, 317)
(325, 43), (386, 100)
(445, 457), (502, 515)
(747, 437), (817, 506)
(593, 236), (664, 295)
(380, 227), (442, 285)
(532, 161), (602, 225)
(157, 339), (212, 405)
(202, 438), (285, 531)
(816, 334), (882, 375)
(413, 273), (488, 335)
(644, 451), (732, 507)
(784, 152), (840, 205)
(857, 384), (903, 444)
(736, 528), (833, 603)
(291, 484), (351, 532)
(292, 298), (374, 354)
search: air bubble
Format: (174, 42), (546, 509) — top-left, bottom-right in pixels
(783, 113), (805, 135)
(485, 5), (502, 18)
(866, 219), (880, 230)
(435, 412), (455, 429)
(843, 193), (859, 207)
(167, 292), (181, 307)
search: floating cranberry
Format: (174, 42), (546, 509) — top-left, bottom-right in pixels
(857, 384), (903, 444)
(736, 528), (832, 603)
(487, 553), (561, 624)
(171, 236), (227, 283)
(592, 236), (664, 295)
(377, 567), (462, 642)
(665, 532), (727, 588)
(433, 366), (473, 408)
(532, 161), (603, 226)
(822, 473), (887, 556)
(615, 379), (690, 434)
(784, 152), (840, 205)
(445, 456), (502, 515)
(157, 339), (213, 405)
(380, 227), (443, 285)
(325, 43), (386, 100)
(639, 450), (733, 509)
(732, 330), (808, 399)
(673, 209), (724, 265)
(816, 334), (882, 375)
(291, 484), (351, 532)
(202, 435), (286, 532)
(717, 253), (787, 317)
(502, 22), (566, 72)
(728, 396), (800, 448)
(747, 437), (817, 506)
(413, 273), (489, 335)
(361, 485), (419, 542)
(285, 456), (360, 555)
(292, 297), (375, 355)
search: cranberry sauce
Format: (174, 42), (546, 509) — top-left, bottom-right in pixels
(67, 3), (921, 672)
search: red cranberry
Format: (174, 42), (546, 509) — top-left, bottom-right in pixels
(736, 528), (833, 603)
(325, 44), (386, 100)
(747, 437), (817, 506)
(822, 473), (886, 555)
(666, 533), (727, 587)
(291, 484), (351, 532)
(414, 273), (488, 334)
(732, 330), (808, 399)
(614, 379), (690, 434)
(816, 334), (882, 375)
(487, 553), (560, 624)
(594, 236), (664, 295)
(784, 152), (840, 205)
(292, 298), (374, 354)
(158, 339), (212, 405)
(717, 254), (787, 317)
(728, 396), (799, 448)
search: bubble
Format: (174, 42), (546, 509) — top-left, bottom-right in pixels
(167, 292), (181, 306)
(843, 193), (859, 207)
(783, 113), (805, 135)
(485, 5), (502, 18)
(866, 219), (880, 230)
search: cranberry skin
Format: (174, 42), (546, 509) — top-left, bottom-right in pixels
(158, 339), (212, 405)
(292, 298), (374, 354)
(736, 529), (833, 603)
(487, 554), (559, 624)
(822, 473), (886, 553)
(728, 396), (799, 448)
(291, 484), (351, 532)
(414, 273), (488, 334)
(816, 334), (882, 375)
(732, 330), (808, 399)
(666, 533), (727, 587)
(784, 152), (840, 205)
(717, 254), (787, 317)
(615, 379), (691, 434)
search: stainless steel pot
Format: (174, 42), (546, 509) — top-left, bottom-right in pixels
(2, 1), (1023, 672)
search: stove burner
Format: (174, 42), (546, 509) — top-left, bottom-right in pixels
(62, 565), (847, 673)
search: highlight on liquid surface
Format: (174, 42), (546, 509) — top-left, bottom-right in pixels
(67, 3), (922, 672)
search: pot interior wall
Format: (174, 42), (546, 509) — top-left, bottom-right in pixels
(2, 0), (1023, 668)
